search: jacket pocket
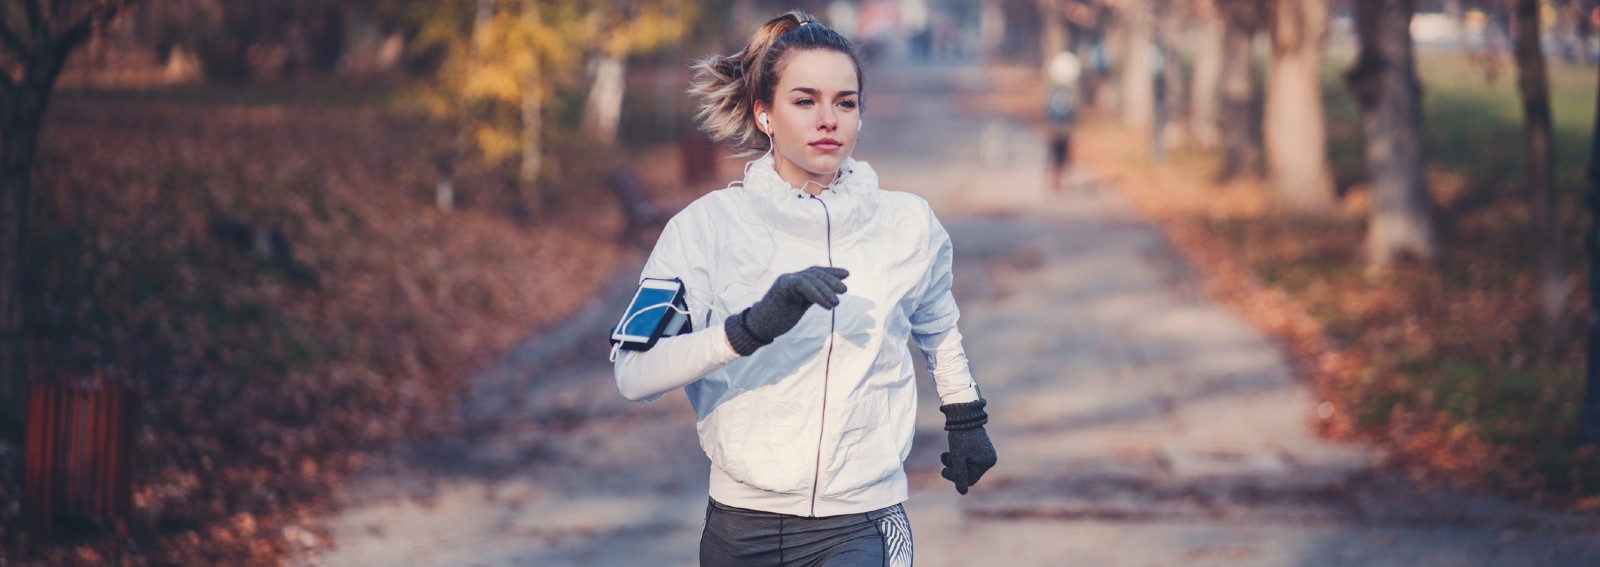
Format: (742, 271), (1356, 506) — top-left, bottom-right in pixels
(702, 388), (813, 495)
(823, 389), (901, 497)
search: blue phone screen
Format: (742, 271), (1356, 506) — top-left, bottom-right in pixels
(622, 287), (678, 337)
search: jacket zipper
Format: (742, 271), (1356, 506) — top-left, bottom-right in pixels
(809, 195), (835, 517)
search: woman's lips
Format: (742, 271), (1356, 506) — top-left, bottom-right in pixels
(809, 138), (842, 152)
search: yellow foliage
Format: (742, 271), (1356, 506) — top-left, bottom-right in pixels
(463, 65), (521, 101)
(596, 1), (695, 56)
(408, 0), (692, 168)
(475, 124), (522, 163)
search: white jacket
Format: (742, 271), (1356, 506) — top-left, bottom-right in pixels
(613, 156), (978, 517)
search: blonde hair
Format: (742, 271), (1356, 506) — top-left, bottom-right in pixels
(688, 11), (865, 154)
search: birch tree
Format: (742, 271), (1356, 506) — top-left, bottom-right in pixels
(581, 0), (692, 144)
(411, 0), (587, 217)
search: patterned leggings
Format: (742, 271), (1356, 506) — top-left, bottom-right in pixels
(699, 498), (913, 567)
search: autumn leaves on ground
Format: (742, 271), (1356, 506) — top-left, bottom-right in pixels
(986, 51), (1600, 510)
(1, 74), (730, 561)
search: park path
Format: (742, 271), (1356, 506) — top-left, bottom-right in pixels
(298, 56), (1600, 566)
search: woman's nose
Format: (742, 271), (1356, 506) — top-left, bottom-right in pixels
(819, 108), (838, 131)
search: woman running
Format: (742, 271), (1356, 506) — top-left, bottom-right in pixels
(613, 11), (997, 566)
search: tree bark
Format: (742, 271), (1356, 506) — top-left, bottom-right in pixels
(1580, 28), (1600, 444)
(1512, 0), (1570, 327)
(521, 82), (544, 218)
(1190, 0), (1225, 150)
(981, 0), (1006, 59)
(437, 0), (497, 214)
(1217, 10), (1263, 181)
(1118, 0), (1155, 132)
(1039, 0), (1069, 74)
(1577, 0), (1596, 65)
(583, 52), (627, 144)
(1, 18), (94, 414)
(1349, 0), (1436, 267)
(1265, 0), (1335, 213)
(1155, 0), (1185, 152)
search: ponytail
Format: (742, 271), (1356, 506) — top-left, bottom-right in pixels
(688, 11), (864, 154)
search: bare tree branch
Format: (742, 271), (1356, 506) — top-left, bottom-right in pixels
(56, 18), (93, 54)
(0, 17), (25, 57)
(22, 0), (43, 41)
(0, 67), (15, 97)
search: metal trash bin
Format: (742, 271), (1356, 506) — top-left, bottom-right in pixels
(24, 381), (138, 534)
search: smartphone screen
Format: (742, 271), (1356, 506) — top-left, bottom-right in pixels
(619, 286), (679, 338)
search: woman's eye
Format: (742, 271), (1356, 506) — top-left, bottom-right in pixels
(795, 98), (814, 107)
(839, 100), (858, 109)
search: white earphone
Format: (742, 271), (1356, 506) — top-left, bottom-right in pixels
(857, 118), (863, 132)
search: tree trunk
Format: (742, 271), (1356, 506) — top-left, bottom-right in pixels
(521, 83), (544, 218)
(1217, 14), (1263, 181)
(1039, 0), (1069, 74)
(1155, 0), (1185, 153)
(1096, 6), (1127, 108)
(1, 29), (88, 415)
(981, 0), (1006, 59)
(1512, 0), (1570, 327)
(437, 0), (497, 214)
(1579, 33), (1600, 444)
(1118, 0), (1154, 132)
(655, 45), (681, 133)
(1578, 0), (1596, 65)
(475, 0), (494, 37)
(1265, 0), (1335, 213)
(1349, 0), (1436, 268)
(1191, 0), (1225, 149)
(584, 52), (627, 144)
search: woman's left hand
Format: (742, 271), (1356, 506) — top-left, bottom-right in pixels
(938, 399), (997, 495)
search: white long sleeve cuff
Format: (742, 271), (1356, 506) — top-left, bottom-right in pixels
(912, 326), (981, 405)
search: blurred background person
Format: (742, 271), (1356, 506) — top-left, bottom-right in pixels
(1045, 49), (1081, 193)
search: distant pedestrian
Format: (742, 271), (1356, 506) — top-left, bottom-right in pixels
(1045, 50), (1081, 193)
(613, 10), (997, 567)
(1149, 43), (1169, 163)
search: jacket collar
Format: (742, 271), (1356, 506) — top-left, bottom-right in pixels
(738, 154), (880, 241)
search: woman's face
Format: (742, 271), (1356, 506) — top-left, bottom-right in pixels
(756, 49), (861, 193)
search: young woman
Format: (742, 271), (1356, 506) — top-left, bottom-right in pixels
(613, 11), (996, 566)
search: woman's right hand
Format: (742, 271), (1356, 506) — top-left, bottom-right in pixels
(724, 266), (849, 356)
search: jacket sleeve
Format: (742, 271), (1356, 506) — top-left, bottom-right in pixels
(908, 207), (977, 404)
(615, 326), (740, 402)
(613, 212), (740, 402)
(909, 209), (960, 335)
(912, 325), (981, 404)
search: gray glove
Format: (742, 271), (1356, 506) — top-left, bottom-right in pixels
(724, 266), (849, 356)
(939, 399), (997, 495)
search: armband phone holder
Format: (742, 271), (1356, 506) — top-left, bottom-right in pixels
(609, 277), (691, 352)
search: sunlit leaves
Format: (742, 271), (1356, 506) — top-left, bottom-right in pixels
(405, 0), (691, 167)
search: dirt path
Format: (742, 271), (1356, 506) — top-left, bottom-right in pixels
(299, 55), (1600, 567)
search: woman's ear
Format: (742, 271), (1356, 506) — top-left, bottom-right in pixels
(752, 104), (768, 134)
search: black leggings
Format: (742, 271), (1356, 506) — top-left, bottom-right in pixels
(699, 498), (912, 567)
